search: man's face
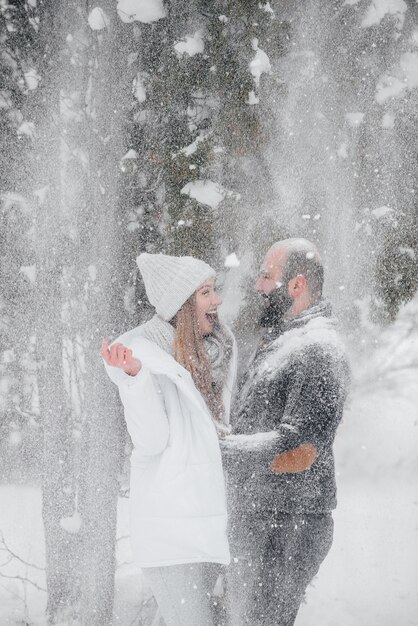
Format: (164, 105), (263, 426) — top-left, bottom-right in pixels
(255, 247), (294, 326)
(255, 247), (288, 298)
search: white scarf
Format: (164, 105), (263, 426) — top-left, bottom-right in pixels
(140, 314), (233, 435)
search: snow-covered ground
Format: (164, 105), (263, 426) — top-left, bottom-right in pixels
(0, 486), (46, 625)
(1, 298), (417, 625)
(1, 477), (417, 625)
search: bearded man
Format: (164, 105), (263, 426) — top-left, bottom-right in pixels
(224, 238), (351, 626)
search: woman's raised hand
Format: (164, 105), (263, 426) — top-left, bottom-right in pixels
(100, 338), (142, 377)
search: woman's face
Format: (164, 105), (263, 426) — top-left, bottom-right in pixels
(195, 278), (222, 336)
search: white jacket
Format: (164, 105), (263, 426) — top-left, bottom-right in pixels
(104, 325), (236, 567)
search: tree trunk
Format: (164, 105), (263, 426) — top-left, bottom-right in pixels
(33, 1), (77, 621)
(75, 3), (131, 623)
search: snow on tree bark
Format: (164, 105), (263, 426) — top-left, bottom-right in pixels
(30, 1), (77, 621)
(65, 2), (132, 624)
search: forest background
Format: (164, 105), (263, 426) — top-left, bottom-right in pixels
(0, 0), (417, 624)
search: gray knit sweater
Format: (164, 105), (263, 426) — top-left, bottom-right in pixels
(222, 301), (351, 514)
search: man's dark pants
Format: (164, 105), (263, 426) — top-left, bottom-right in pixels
(226, 510), (334, 625)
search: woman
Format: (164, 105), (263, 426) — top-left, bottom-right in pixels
(100, 252), (236, 626)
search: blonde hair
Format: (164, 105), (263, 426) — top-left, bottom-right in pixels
(173, 295), (224, 422)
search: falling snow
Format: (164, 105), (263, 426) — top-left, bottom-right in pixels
(1, 1), (418, 624)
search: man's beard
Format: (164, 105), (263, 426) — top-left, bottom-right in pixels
(259, 286), (293, 327)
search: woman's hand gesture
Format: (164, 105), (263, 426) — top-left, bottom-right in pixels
(100, 338), (142, 377)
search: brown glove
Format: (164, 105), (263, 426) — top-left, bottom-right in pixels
(271, 443), (317, 474)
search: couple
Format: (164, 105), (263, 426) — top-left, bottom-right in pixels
(101, 239), (350, 626)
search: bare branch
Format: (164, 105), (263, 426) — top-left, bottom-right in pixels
(0, 573), (46, 593)
(0, 579), (25, 603)
(0, 556), (14, 568)
(0, 531), (45, 571)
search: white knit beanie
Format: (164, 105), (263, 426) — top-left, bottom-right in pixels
(136, 253), (216, 321)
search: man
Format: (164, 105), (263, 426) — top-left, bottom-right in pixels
(223, 238), (350, 626)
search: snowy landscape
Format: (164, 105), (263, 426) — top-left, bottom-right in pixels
(1, 0), (418, 624)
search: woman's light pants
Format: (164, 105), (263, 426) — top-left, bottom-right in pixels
(142, 563), (221, 626)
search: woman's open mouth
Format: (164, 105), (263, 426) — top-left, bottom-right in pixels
(206, 311), (218, 325)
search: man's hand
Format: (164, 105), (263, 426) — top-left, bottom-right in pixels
(271, 443), (317, 474)
(100, 338), (142, 377)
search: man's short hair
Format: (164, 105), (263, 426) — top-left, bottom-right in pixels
(272, 239), (324, 300)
